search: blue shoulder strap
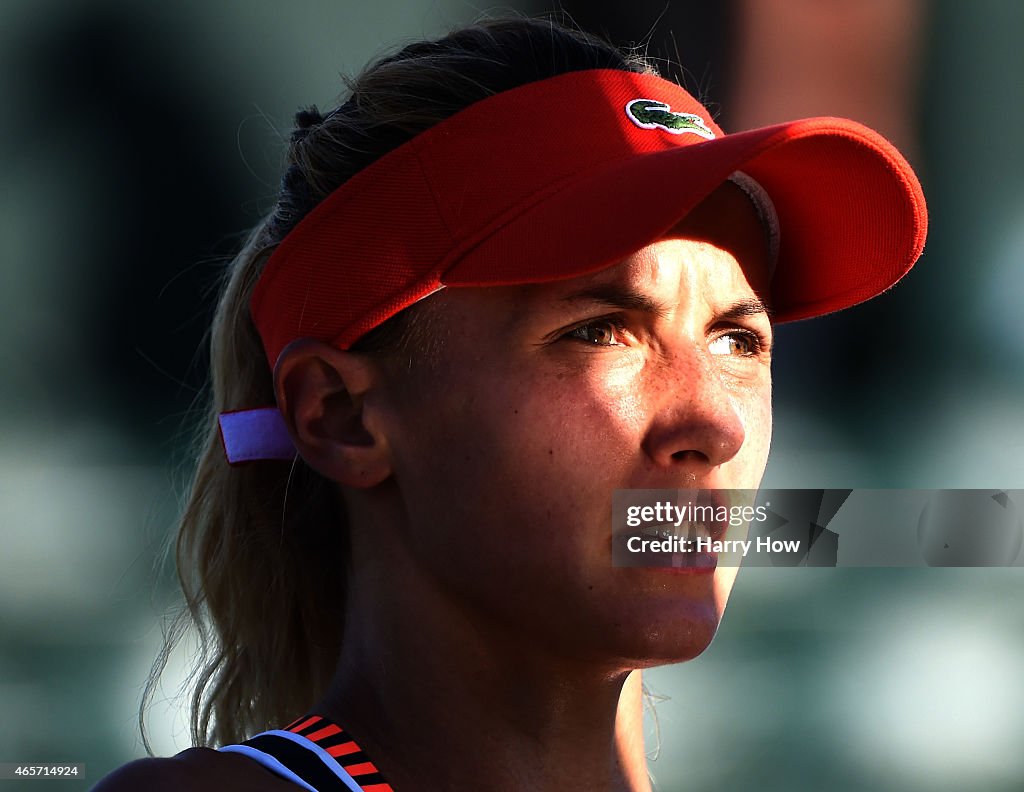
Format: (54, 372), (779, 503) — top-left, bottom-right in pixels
(219, 714), (392, 792)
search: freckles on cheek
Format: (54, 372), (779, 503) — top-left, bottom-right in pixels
(734, 381), (773, 467)
(529, 366), (647, 468)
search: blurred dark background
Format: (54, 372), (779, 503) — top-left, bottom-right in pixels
(1, 2), (1021, 790)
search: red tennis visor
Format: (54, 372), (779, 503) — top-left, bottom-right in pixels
(250, 68), (927, 369)
(221, 68), (929, 464)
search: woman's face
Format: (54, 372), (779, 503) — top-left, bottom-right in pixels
(379, 181), (773, 668)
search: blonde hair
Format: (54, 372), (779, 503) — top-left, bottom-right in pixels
(142, 17), (655, 750)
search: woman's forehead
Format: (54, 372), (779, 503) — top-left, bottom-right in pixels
(434, 250), (769, 336)
(662, 180), (775, 290)
(422, 180), (775, 329)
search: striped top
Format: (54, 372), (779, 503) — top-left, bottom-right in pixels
(220, 714), (393, 792)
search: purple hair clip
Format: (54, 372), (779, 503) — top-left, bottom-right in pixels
(218, 408), (297, 464)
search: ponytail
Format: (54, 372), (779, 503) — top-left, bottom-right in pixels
(143, 224), (347, 749)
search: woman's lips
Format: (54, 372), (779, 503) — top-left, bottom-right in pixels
(611, 521), (721, 573)
(611, 489), (749, 573)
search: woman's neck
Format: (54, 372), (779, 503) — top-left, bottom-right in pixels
(314, 553), (653, 792)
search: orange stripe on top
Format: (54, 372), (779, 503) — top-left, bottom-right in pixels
(306, 723), (343, 742)
(287, 715), (322, 734)
(343, 761), (378, 776)
(281, 713), (394, 790)
(327, 741), (361, 757)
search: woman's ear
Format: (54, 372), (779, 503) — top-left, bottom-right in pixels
(273, 338), (392, 488)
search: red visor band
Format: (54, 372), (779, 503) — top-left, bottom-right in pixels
(249, 68), (927, 370)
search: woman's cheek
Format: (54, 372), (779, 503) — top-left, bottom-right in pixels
(737, 378), (773, 479)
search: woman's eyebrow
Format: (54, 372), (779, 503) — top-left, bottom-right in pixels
(555, 287), (772, 323)
(716, 297), (770, 321)
(718, 297), (774, 322)
(556, 284), (670, 319)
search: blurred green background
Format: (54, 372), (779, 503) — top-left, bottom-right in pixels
(1, 1), (1021, 790)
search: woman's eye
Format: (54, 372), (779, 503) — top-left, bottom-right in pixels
(564, 318), (626, 346)
(708, 332), (759, 357)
